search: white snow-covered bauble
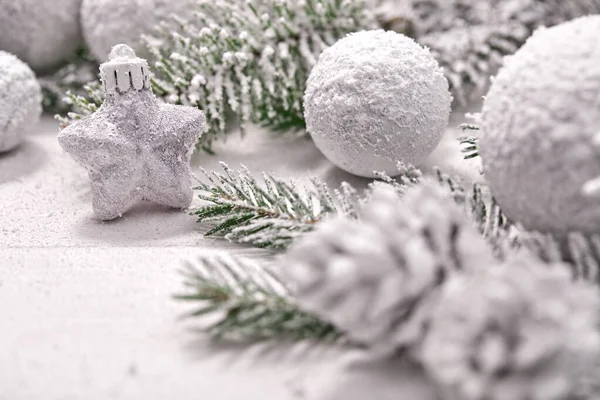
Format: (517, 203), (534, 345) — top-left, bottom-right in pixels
(81, 0), (195, 61)
(480, 16), (600, 235)
(0, 52), (42, 153)
(304, 30), (451, 178)
(0, 0), (83, 73)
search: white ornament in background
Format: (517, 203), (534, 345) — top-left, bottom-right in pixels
(304, 30), (452, 178)
(0, 51), (42, 153)
(0, 0), (83, 73)
(81, 0), (196, 62)
(480, 15), (600, 235)
(57, 44), (205, 221)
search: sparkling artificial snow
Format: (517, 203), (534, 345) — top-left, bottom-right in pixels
(480, 15), (600, 235)
(0, 0), (83, 72)
(304, 30), (451, 178)
(0, 51), (42, 153)
(57, 44), (205, 220)
(81, 0), (195, 61)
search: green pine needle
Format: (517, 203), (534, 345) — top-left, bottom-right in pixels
(191, 162), (363, 250)
(39, 47), (99, 115)
(176, 254), (343, 341)
(191, 162), (429, 250)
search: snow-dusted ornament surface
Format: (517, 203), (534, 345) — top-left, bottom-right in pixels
(0, 51), (42, 153)
(0, 0), (83, 72)
(304, 30), (451, 178)
(57, 44), (205, 220)
(81, 0), (195, 62)
(480, 16), (600, 235)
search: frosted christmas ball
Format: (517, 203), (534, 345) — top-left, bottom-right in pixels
(0, 0), (83, 73)
(480, 16), (600, 235)
(304, 30), (451, 178)
(0, 52), (42, 153)
(81, 0), (195, 61)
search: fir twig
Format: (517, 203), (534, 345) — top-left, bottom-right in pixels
(38, 47), (99, 114)
(55, 82), (103, 129)
(191, 162), (427, 250)
(507, 231), (600, 284)
(191, 162), (363, 250)
(176, 254), (343, 341)
(458, 122), (481, 160)
(421, 22), (530, 105)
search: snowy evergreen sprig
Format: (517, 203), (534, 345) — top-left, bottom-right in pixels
(509, 231), (600, 284)
(146, 0), (378, 151)
(414, 0), (600, 104)
(55, 82), (103, 129)
(421, 21), (530, 105)
(458, 135), (479, 160)
(369, 0), (493, 38)
(176, 254), (342, 341)
(190, 162), (512, 251)
(191, 162), (369, 250)
(38, 47), (99, 114)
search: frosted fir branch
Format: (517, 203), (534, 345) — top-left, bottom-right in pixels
(504, 231), (600, 284)
(146, 0), (378, 151)
(191, 161), (508, 251)
(421, 21), (530, 105)
(371, 161), (423, 193)
(467, 183), (512, 240)
(458, 136), (478, 159)
(370, 0), (495, 38)
(55, 82), (103, 129)
(413, 0), (600, 105)
(175, 254), (342, 341)
(38, 47), (99, 114)
(457, 114), (482, 159)
(191, 162), (367, 250)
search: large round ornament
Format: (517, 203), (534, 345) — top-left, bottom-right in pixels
(304, 30), (451, 178)
(480, 15), (600, 235)
(0, 51), (42, 153)
(81, 0), (194, 61)
(0, 0), (83, 73)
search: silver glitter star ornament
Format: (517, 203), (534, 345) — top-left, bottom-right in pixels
(58, 44), (205, 220)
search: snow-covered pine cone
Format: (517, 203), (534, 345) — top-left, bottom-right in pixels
(420, 255), (600, 400)
(281, 181), (495, 355)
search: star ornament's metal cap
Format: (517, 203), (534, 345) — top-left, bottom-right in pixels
(100, 44), (151, 94)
